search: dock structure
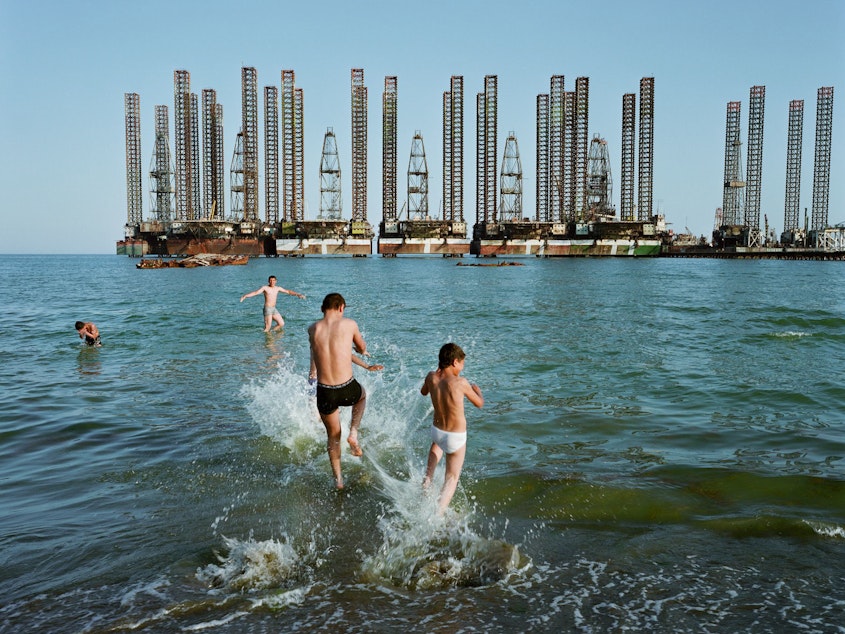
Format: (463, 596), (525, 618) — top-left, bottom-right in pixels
(119, 69), (837, 259)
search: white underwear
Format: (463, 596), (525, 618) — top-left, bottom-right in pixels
(431, 425), (467, 454)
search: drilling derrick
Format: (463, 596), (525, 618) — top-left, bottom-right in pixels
(536, 94), (549, 222)
(498, 132), (523, 222)
(407, 132), (429, 220)
(264, 86), (279, 224)
(620, 93), (636, 221)
(319, 128), (342, 220)
(149, 104), (174, 223)
(382, 77), (398, 224)
(587, 135), (614, 220)
(745, 85), (765, 246)
(173, 70), (194, 221)
(281, 71), (305, 222)
(202, 89), (224, 220)
(638, 77), (654, 222)
(443, 76), (464, 224)
(563, 91), (576, 221)
(124, 93), (142, 225)
(190, 93), (201, 219)
(241, 67), (259, 223)
(230, 132), (245, 221)
(548, 75), (564, 222)
(351, 69), (368, 223)
(574, 77), (589, 219)
(783, 99), (804, 236)
(476, 76), (498, 226)
(722, 101), (745, 226)
(811, 86), (834, 232)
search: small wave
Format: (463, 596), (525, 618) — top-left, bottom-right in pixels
(196, 534), (303, 592)
(804, 520), (845, 540)
(770, 331), (811, 339)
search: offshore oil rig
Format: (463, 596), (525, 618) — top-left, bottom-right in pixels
(119, 68), (838, 258)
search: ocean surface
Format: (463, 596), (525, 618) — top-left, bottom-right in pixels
(1, 254), (844, 633)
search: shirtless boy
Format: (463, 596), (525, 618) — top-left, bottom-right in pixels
(421, 343), (484, 514)
(240, 275), (306, 331)
(75, 321), (101, 346)
(308, 293), (378, 489)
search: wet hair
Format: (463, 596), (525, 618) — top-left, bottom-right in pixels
(438, 342), (465, 369)
(321, 292), (346, 312)
(75, 321), (85, 330)
(268, 275), (277, 282)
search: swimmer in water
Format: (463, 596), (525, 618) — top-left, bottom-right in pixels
(75, 321), (101, 347)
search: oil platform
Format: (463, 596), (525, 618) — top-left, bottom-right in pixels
(119, 68), (837, 259)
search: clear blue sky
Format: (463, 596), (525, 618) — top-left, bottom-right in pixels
(0, 0), (842, 253)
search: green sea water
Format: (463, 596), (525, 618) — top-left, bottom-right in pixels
(1, 254), (844, 632)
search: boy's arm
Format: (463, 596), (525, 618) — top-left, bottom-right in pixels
(420, 372), (432, 396)
(283, 287), (306, 299)
(240, 287), (263, 302)
(463, 379), (484, 408)
(352, 323), (367, 356)
(352, 354), (383, 372)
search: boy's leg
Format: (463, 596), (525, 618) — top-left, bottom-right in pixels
(320, 410), (344, 489)
(437, 445), (466, 514)
(273, 312), (285, 330)
(423, 442), (443, 489)
(263, 312), (272, 332)
(347, 388), (366, 457)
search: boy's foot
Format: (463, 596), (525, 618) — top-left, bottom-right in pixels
(347, 437), (363, 457)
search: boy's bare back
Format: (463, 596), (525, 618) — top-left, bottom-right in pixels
(422, 369), (483, 433)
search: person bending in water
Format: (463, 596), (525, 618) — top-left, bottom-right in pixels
(240, 275), (306, 332)
(308, 293), (378, 489)
(421, 343), (484, 515)
(75, 321), (101, 347)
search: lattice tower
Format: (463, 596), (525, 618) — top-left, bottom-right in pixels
(587, 135), (613, 218)
(202, 90), (223, 220)
(213, 104), (224, 219)
(498, 132), (523, 221)
(351, 69), (368, 222)
(320, 128), (342, 219)
(149, 104), (174, 222)
(281, 71), (296, 222)
(745, 85), (765, 245)
(407, 131), (429, 219)
(620, 93), (636, 221)
(811, 86), (834, 231)
(294, 88), (304, 220)
(483, 76), (498, 223)
(444, 91), (452, 221)
(383, 77), (398, 223)
(722, 101), (745, 226)
(563, 91), (575, 222)
(190, 93), (201, 219)
(173, 71), (192, 221)
(241, 67), (259, 222)
(476, 92), (485, 224)
(548, 76), (564, 222)
(574, 77), (589, 219)
(637, 77), (654, 221)
(124, 93), (142, 224)
(264, 86), (279, 224)
(443, 76), (464, 222)
(230, 131), (244, 220)
(784, 99), (804, 232)
(536, 94), (549, 222)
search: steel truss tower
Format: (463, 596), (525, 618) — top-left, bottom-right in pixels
(408, 131), (429, 219)
(264, 86), (279, 224)
(241, 67), (259, 222)
(442, 76), (464, 223)
(574, 77), (589, 219)
(282, 70), (304, 222)
(476, 75), (498, 225)
(230, 132), (244, 220)
(783, 99), (804, 233)
(745, 85), (765, 245)
(638, 77), (654, 221)
(811, 86), (834, 231)
(383, 77), (398, 223)
(320, 128), (342, 219)
(499, 132), (523, 221)
(549, 76), (564, 222)
(722, 101), (745, 226)
(202, 89), (224, 220)
(173, 71), (195, 221)
(190, 94), (200, 219)
(124, 93), (142, 225)
(536, 94), (549, 222)
(150, 104), (174, 222)
(587, 135), (613, 218)
(620, 93), (636, 221)
(563, 91), (575, 221)
(351, 69), (368, 222)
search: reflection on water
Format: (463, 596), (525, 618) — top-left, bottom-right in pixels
(76, 346), (101, 376)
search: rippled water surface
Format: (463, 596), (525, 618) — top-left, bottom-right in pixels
(1, 254), (844, 632)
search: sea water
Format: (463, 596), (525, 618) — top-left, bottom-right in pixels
(1, 254), (843, 632)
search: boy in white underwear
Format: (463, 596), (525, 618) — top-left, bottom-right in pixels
(421, 343), (484, 514)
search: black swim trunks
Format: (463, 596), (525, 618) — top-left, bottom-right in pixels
(85, 335), (102, 346)
(316, 377), (363, 415)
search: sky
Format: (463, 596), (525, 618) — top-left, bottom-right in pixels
(0, 0), (842, 254)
